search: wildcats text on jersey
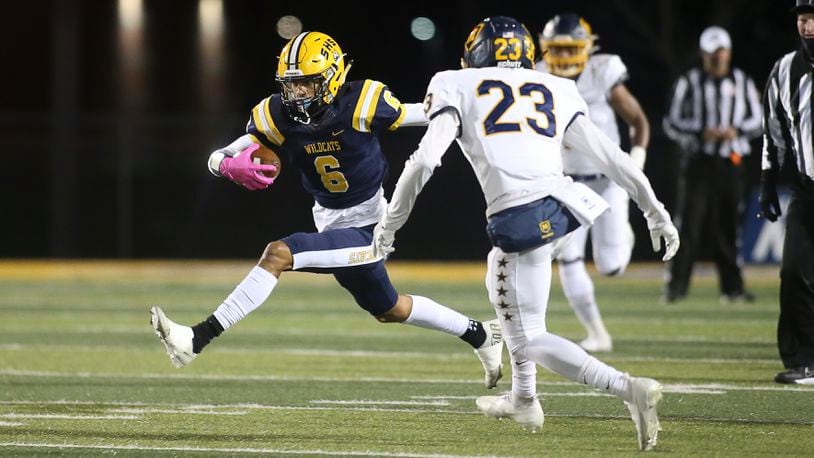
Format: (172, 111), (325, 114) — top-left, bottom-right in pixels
(304, 141), (342, 154)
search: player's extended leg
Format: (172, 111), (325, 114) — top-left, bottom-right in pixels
(479, 245), (662, 451)
(150, 239), (291, 368)
(556, 225), (612, 352)
(323, 233), (502, 389)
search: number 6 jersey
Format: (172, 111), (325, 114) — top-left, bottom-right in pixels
(424, 67), (589, 215)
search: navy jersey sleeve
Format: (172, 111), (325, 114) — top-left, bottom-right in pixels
(246, 96), (286, 150)
(350, 79), (406, 133)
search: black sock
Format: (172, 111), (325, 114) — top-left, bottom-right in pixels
(459, 319), (487, 348)
(191, 315), (224, 354)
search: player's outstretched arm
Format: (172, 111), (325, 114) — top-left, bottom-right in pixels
(398, 103), (430, 128)
(373, 111), (458, 257)
(563, 115), (679, 261)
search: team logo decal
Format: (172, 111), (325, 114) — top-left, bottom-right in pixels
(539, 220), (554, 239)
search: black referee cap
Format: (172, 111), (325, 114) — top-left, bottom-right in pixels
(792, 0), (814, 13)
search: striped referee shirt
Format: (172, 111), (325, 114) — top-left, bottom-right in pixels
(664, 67), (763, 157)
(763, 49), (814, 181)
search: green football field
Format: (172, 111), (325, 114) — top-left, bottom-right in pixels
(0, 260), (810, 457)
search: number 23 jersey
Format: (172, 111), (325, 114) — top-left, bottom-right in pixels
(424, 67), (588, 214)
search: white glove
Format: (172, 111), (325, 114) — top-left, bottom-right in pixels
(649, 221), (680, 261)
(630, 146), (647, 170)
(372, 223), (396, 259)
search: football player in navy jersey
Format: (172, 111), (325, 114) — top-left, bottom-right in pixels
(149, 31), (504, 389)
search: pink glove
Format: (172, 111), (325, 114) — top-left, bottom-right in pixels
(219, 144), (278, 191)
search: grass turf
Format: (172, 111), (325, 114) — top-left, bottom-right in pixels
(0, 260), (810, 456)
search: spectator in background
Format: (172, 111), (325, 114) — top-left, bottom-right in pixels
(662, 26), (763, 304)
(760, 0), (814, 385)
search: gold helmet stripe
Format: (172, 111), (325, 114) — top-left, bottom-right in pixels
(252, 97), (285, 146)
(352, 80), (385, 132)
(287, 32), (310, 71)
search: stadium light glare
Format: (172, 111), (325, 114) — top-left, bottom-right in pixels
(277, 16), (303, 40)
(118, 0), (143, 30)
(410, 17), (436, 41)
(198, 0), (223, 38)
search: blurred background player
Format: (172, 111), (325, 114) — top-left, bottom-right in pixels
(760, 0), (814, 385)
(149, 31), (504, 389)
(536, 14), (651, 352)
(662, 26), (763, 304)
(374, 16), (679, 451)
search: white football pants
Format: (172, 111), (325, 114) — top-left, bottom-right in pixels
(486, 243), (630, 400)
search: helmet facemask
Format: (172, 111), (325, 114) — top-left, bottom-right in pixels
(277, 68), (335, 125)
(541, 39), (594, 77)
(539, 14), (598, 78)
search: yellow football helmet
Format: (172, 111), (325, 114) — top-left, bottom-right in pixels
(276, 31), (350, 124)
(539, 14), (598, 78)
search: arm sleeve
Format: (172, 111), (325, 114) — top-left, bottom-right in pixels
(399, 103), (429, 127)
(563, 115), (671, 228)
(380, 110), (459, 231)
(762, 62), (785, 173)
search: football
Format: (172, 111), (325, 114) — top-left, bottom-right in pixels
(250, 143), (282, 179)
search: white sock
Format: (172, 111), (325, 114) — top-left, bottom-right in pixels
(511, 359), (538, 400)
(577, 356), (632, 402)
(524, 331), (628, 400)
(213, 266), (277, 329)
(559, 260), (607, 339)
(403, 295), (470, 337)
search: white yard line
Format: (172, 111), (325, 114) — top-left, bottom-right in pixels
(0, 421), (24, 426)
(0, 345), (782, 364)
(107, 408), (248, 415)
(0, 402), (811, 426)
(0, 442), (510, 457)
(0, 413), (139, 420)
(310, 400), (450, 406)
(1, 369), (812, 392)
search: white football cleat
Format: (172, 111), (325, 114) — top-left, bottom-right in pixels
(150, 306), (196, 368)
(625, 376), (663, 451)
(579, 333), (613, 353)
(476, 393), (544, 433)
(473, 319), (504, 389)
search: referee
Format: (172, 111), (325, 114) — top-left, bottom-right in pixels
(760, 0), (814, 384)
(662, 26), (763, 304)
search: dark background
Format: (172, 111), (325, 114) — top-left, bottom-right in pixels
(0, 0), (799, 260)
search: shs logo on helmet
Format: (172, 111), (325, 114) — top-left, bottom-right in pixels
(461, 16), (535, 70)
(539, 14), (598, 78)
(276, 32), (350, 124)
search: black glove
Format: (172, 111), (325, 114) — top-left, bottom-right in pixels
(759, 170), (781, 222)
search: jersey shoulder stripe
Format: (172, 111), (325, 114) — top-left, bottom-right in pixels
(385, 90), (406, 131)
(352, 79), (386, 132)
(252, 97), (285, 146)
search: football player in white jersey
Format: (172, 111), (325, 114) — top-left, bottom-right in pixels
(373, 17), (678, 451)
(536, 14), (651, 353)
